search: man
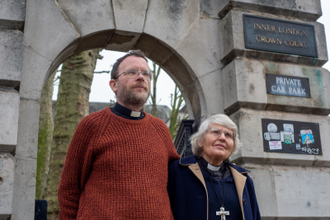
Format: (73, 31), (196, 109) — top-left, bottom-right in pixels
(58, 50), (180, 219)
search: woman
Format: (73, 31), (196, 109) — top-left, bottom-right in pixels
(168, 114), (261, 220)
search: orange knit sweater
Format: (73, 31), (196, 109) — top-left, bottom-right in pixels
(58, 108), (180, 220)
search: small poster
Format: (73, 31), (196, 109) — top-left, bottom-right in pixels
(281, 131), (294, 144)
(300, 129), (314, 144)
(269, 141), (282, 150)
(262, 119), (322, 155)
(283, 124), (294, 132)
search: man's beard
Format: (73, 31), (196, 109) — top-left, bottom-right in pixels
(117, 83), (150, 106)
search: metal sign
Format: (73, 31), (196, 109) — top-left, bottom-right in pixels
(243, 14), (317, 57)
(262, 118), (322, 155)
(266, 73), (311, 98)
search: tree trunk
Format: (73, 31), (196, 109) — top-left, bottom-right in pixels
(169, 85), (184, 140)
(150, 63), (161, 117)
(148, 61), (185, 140)
(44, 49), (102, 220)
(36, 70), (56, 199)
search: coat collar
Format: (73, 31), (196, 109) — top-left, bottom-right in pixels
(179, 155), (197, 166)
(179, 155), (250, 174)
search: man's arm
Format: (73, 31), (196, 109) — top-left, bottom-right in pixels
(57, 115), (97, 219)
(149, 115), (180, 160)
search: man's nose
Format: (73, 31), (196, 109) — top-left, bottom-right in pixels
(136, 72), (146, 80)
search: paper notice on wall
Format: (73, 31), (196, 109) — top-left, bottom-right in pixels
(269, 132), (280, 140)
(280, 131), (295, 144)
(283, 124), (294, 132)
(269, 141), (282, 150)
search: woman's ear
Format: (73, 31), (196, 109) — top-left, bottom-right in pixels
(198, 140), (203, 148)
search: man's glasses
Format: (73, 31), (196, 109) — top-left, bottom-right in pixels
(114, 69), (153, 80)
(207, 128), (235, 140)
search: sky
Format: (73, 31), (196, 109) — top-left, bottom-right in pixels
(53, 0), (330, 109)
(52, 50), (177, 108)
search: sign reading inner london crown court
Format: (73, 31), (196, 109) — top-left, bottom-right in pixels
(243, 14), (318, 57)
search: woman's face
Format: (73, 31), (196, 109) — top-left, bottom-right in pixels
(199, 123), (234, 165)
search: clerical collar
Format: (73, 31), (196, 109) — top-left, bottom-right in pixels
(207, 163), (221, 171)
(111, 102), (145, 120)
(197, 156), (231, 180)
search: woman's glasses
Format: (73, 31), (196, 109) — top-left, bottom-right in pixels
(207, 128), (234, 140)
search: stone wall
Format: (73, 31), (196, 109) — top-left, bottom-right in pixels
(0, 1), (25, 219)
(219, 1), (330, 219)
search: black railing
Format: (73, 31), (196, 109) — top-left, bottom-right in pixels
(174, 119), (195, 157)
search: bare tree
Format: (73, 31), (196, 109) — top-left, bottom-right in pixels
(36, 69), (56, 199)
(43, 49), (102, 220)
(169, 85), (185, 139)
(150, 62), (161, 117)
(148, 62), (186, 140)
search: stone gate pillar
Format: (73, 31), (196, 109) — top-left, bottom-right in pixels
(0, 1), (25, 220)
(219, 1), (330, 219)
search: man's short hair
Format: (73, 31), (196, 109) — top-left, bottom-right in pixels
(111, 50), (148, 80)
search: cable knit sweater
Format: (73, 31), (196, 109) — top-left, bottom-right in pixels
(58, 107), (180, 220)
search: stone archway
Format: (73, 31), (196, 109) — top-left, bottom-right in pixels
(8, 1), (223, 219)
(48, 31), (207, 121)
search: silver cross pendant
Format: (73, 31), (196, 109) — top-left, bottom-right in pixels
(216, 207), (230, 220)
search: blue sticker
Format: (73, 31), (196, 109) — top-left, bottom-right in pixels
(300, 129), (314, 144)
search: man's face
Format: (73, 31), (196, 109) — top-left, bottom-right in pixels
(110, 56), (151, 109)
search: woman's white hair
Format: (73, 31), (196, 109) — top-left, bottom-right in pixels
(190, 114), (241, 158)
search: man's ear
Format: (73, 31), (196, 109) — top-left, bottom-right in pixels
(109, 79), (118, 93)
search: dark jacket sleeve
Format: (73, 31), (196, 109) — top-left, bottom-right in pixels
(167, 158), (208, 220)
(167, 160), (176, 216)
(244, 175), (262, 220)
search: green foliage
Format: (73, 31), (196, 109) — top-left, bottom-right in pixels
(36, 70), (56, 199)
(169, 85), (186, 140)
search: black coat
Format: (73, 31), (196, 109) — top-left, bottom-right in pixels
(168, 156), (261, 220)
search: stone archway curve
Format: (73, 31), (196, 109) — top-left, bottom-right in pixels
(47, 30), (203, 121)
(14, 1), (223, 218)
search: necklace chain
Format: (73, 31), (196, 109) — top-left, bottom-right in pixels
(206, 171), (225, 208)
